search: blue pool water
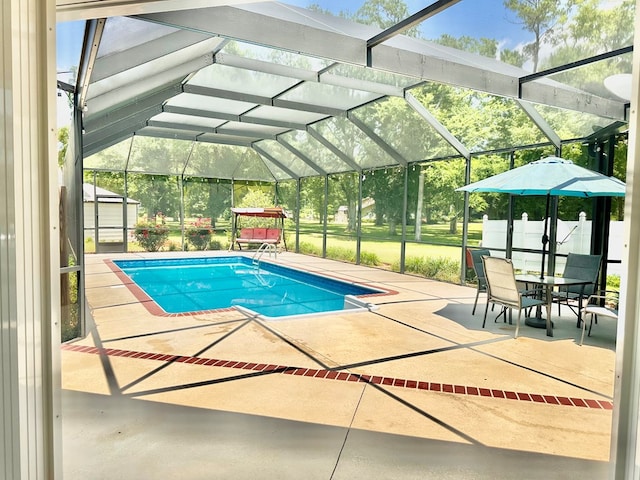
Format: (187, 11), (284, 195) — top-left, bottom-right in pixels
(113, 256), (381, 318)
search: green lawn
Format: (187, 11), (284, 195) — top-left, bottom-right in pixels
(294, 221), (482, 265)
(86, 220), (481, 283)
(87, 220), (481, 255)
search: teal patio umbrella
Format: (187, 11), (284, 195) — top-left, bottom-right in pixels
(457, 156), (626, 278)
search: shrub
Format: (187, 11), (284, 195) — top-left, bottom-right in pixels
(186, 217), (213, 250)
(607, 274), (620, 290)
(393, 255), (460, 283)
(209, 239), (223, 250)
(84, 237), (95, 253)
(299, 241), (322, 256)
(299, 243), (379, 266)
(326, 246), (355, 263)
(134, 216), (169, 252)
(360, 251), (380, 266)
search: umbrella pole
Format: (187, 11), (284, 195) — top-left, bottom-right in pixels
(540, 194), (550, 280)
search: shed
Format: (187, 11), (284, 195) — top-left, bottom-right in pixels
(83, 184), (140, 250)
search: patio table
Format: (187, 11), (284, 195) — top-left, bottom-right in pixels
(515, 275), (592, 337)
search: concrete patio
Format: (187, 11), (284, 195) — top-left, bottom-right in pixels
(61, 251), (617, 479)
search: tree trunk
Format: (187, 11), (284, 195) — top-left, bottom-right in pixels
(415, 172), (424, 240)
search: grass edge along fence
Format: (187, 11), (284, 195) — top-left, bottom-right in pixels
(298, 241), (461, 284)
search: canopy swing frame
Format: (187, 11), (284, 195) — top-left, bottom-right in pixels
(230, 207), (288, 251)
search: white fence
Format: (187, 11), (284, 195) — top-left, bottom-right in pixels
(478, 212), (624, 276)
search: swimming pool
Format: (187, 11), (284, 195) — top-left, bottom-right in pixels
(112, 256), (383, 318)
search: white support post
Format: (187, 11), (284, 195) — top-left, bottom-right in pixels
(0, 0), (61, 478)
(611, 2), (640, 476)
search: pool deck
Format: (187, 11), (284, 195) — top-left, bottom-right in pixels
(62, 251), (617, 479)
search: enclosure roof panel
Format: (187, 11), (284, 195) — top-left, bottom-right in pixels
(77, 1), (631, 181)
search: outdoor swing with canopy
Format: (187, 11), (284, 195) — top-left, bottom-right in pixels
(230, 207), (288, 251)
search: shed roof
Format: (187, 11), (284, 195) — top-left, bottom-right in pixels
(82, 184), (141, 204)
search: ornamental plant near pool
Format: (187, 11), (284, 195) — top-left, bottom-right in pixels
(186, 217), (214, 250)
(134, 214), (169, 252)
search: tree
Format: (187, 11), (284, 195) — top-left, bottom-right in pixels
(354, 0), (418, 35)
(539, 0), (633, 90)
(332, 172), (359, 233)
(436, 34), (498, 58)
(363, 168), (409, 234)
(58, 126), (69, 167)
(504, 0), (574, 72)
(567, 0), (634, 54)
(301, 176), (327, 223)
(275, 180), (299, 221)
(123, 173), (180, 220)
(183, 177), (231, 227)
(83, 171), (125, 197)
(500, 48), (527, 68)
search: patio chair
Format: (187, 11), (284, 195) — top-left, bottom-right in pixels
(579, 290), (619, 345)
(551, 253), (602, 326)
(482, 256), (547, 339)
(468, 248), (492, 315)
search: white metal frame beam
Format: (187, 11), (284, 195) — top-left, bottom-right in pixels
(139, 5), (627, 120)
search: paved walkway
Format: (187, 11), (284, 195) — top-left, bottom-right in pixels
(62, 251), (617, 479)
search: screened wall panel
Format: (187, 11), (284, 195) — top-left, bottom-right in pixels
(400, 160), (466, 278)
(278, 130), (353, 175)
(84, 137), (132, 171)
(81, 171), (130, 250)
(182, 177), (232, 228)
(328, 63), (421, 90)
(127, 136), (191, 175)
(254, 139), (320, 178)
(351, 98), (460, 162)
(325, 172), (358, 260)
(185, 143), (272, 180)
(546, 52), (633, 103)
(410, 83), (549, 152)
(311, 117), (397, 170)
(233, 182), (277, 211)
(126, 173), (181, 220)
(297, 176), (326, 255)
(402, 242), (463, 283)
(531, 105), (617, 141)
(360, 168), (403, 270)
(97, 16), (182, 59)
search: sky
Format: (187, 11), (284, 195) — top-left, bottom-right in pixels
(285, 0), (531, 48)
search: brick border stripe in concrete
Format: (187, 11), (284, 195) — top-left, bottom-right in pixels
(61, 343), (613, 410)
